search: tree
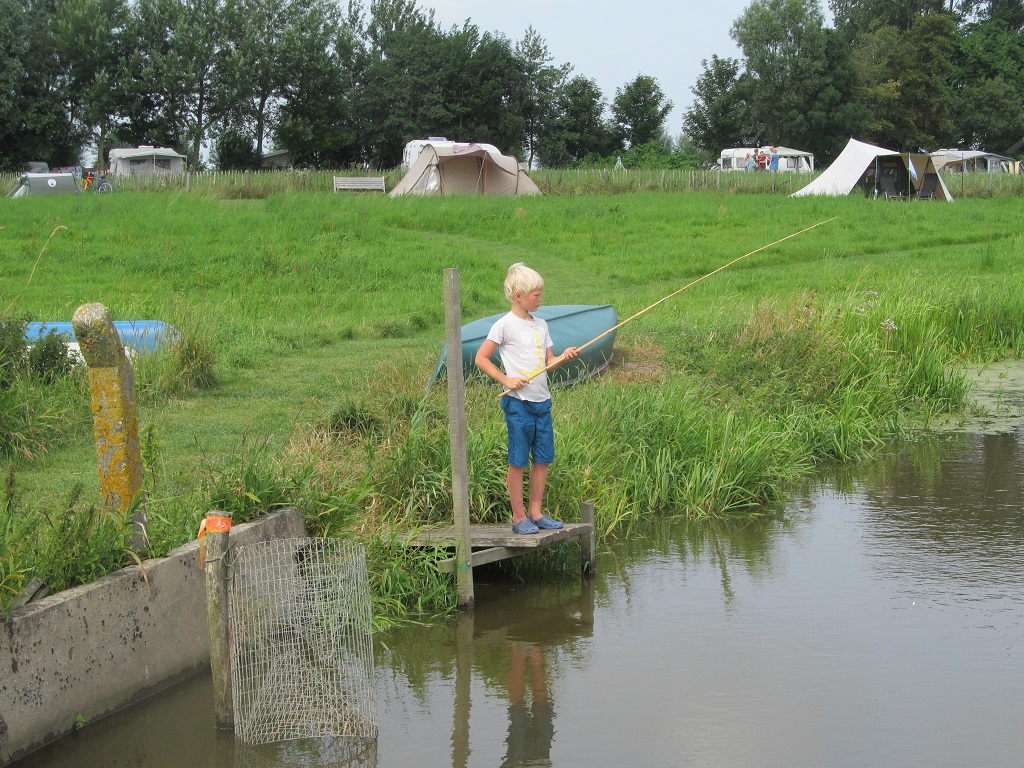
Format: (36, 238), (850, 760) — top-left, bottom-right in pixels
(274, 6), (357, 167)
(730, 0), (831, 149)
(682, 55), (753, 158)
(954, 75), (1024, 150)
(514, 26), (571, 167)
(123, 0), (226, 168)
(611, 74), (672, 148)
(537, 75), (616, 166)
(0, 0), (85, 169)
(56, 0), (131, 170)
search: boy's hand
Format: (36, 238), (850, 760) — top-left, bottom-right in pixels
(561, 346), (581, 361)
(505, 375), (529, 391)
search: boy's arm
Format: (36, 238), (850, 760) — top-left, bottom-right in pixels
(545, 346), (581, 368)
(475, 340), (529, 391)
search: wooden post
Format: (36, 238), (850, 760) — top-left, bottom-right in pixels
(444, 269), (474, 608)
(72, 303), (144, 528)
(185, 171), (191, 192)
(202, 510), (234, 729)
(580, 502), (596, 574)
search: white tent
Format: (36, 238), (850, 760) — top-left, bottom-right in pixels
(792, 138), (953, 201)
(108, 146), (187, 176)
(390, 144), (541, 197)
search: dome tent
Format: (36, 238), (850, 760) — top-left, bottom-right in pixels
(390, 143), (540, 197)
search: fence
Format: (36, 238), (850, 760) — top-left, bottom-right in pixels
(4, 166), (1024, 198)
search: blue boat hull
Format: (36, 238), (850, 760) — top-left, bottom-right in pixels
(434, 304), (618, 386)
(24, 320), (178, 353)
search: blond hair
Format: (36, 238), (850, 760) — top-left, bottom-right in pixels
(503, 262), (544, 303)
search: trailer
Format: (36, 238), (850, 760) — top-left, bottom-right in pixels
(717, 146), (814, 172)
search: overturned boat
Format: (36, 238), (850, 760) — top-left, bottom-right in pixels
(24, 320), (179, 355)
(432, 304), (618, 387)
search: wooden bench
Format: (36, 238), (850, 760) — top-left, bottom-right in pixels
(333, 175), (386, 193)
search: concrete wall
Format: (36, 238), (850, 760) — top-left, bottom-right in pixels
(0, 507), (306, 765)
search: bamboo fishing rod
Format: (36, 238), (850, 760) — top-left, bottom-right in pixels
(498, 216), (837, 397)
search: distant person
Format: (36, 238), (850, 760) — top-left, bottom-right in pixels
(475, 263), (580, 534)
(745, 152), (755, 171)
(769, 146), (780, 172)
(757, 150), (768, 170)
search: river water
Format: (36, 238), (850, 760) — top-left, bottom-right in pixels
(15, 428), (1024, 768)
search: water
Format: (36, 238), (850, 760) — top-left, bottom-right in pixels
(15, 430), (1024, 767)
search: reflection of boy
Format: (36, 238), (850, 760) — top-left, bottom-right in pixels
(475, 263), (579, 535)
(501, 643), (554, 768)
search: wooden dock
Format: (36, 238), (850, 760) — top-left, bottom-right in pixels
(403, 510), (595, 574)
(441, 269), (596, 606)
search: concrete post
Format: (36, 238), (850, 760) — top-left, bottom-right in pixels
(202, 510), (234, 729)
(72, 303), (143, 519)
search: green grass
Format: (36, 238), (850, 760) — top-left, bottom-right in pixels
(2, 188), (1022, 620)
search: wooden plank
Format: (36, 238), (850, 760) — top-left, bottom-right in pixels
(436, 546), (529, 574)
(402, 522), (590, 549)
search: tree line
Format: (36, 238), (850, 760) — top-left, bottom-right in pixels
(0, 0), (677, 172)
(684, 0), (1024, 165)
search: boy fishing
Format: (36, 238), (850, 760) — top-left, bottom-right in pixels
(475, 263), (580, 534)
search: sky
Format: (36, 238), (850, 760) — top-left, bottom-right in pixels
(426, 0), (753, 134)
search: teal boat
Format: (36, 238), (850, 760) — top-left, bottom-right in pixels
(432, 304), (618, 386)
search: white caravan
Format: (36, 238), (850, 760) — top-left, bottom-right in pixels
(717, 146), (814, 172)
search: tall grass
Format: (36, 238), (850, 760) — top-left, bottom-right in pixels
(3, 189), (1024, 620)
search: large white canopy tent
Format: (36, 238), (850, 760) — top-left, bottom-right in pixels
(389, 144), (540, 197)
(792, 138), (953, 201)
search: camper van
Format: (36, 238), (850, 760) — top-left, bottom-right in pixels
(401, 137), (500, 172)
(108, 146), (187, 176)
(717, 147), (814, 172)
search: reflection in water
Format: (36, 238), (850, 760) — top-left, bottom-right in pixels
(13, 429), (1024, 767)
(500, 643), (553, 768)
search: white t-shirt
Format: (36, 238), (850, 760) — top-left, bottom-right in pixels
(486, 312), (553, 402)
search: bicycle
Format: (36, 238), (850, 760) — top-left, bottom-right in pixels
(82, 169), (114, 193)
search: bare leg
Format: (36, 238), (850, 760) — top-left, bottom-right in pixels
(507, 642), (526, 706)
(527, 463), (549, 520)
(507, 465), (527, 523)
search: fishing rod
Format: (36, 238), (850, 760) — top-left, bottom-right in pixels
(498, 216), (837, 397)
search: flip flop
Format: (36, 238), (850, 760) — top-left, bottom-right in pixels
(511, 518), (539, 535)
(530, 514), (563, 530)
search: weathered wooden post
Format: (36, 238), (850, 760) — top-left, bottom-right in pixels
(72, 303), (146, 546)
(580, 501), (596, 575)
(201, 510), (234, 729)
(444, 269), (474, 608)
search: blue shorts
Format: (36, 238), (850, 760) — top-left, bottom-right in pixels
(501, 397), (554, 467)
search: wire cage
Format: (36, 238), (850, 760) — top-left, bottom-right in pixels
(229, 537), (377, 745)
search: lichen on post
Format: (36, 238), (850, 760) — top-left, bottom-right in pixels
(72, 302), (144, 515)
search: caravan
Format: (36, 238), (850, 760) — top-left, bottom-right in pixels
(108, 146), (187, 176)
(717, 146), (814, 172)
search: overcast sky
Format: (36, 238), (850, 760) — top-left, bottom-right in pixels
(426, 0), (753, 134)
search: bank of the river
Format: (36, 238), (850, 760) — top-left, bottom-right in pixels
(2, 190), (1023, 619)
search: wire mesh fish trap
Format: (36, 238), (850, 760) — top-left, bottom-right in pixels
(229, 537), (377, 745)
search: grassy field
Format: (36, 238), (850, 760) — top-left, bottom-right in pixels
(2, 187), (1023, 620)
